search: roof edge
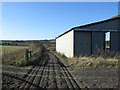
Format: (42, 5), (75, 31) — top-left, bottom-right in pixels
(56, 29), (73, 39)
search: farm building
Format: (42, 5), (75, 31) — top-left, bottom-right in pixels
(56, 15), (120, 58)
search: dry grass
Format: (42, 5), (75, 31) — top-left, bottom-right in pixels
(2, 44), (43, 66)
(68, 56), (119, 68)
(2, 46), (28, 65)
(2, 46), (28, 54)
(54, 51), (119, 68)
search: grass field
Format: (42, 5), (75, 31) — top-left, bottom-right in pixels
(2, 45), (28, 54)
(2, 45), (28, 66)
(2, 44), (43, 66)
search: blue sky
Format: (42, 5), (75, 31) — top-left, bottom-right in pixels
(2, 2), (118, 40)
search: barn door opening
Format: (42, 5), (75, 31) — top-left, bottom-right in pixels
(105, 32), (110, 51)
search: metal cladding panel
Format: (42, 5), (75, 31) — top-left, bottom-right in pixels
(74, 31), (91, 56)
(92, 32), (105, 54)
(80, 19), (119, 30)
(56, 30), (74, 58)
(118, 32), (120, 53)
(111, 32), (119, 53)
(118, 18), (120, 53)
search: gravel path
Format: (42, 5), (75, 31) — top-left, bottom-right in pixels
(2, 51), (81, 89)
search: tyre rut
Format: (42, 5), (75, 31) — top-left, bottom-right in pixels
(48, 52), (80, 89)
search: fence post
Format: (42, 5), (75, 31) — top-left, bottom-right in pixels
(25, 49), (29, 65)
(29, 50), (32, 57)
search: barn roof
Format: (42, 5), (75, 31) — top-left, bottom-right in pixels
(72, 15), (120, 30)
(56, 15), (120, 39)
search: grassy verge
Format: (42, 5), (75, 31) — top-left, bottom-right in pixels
(53, 51), (119, 68)
(26, 44), (44, 66)
(68, 56), (119, 68)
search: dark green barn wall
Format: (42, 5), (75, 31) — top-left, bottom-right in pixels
(74, 31), (91, 56)
(80, 18), (120, 54)
(111, 32), (119, 53)
(118, 32), (120, 54)
(92, 31), (105, 54)
(110, 18), (120, 54)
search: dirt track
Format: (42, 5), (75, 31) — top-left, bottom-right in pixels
(2, 50), (118, 89)
(2, 50), (81, 89)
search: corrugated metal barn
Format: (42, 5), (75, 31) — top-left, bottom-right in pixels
(56, 15), (120, 57)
